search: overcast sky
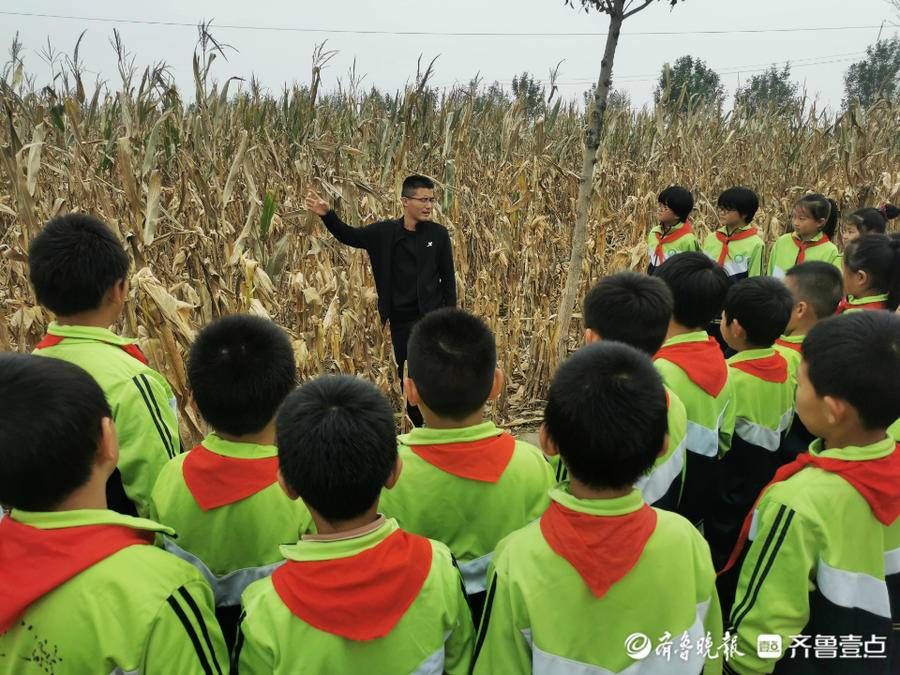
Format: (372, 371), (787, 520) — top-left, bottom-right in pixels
(1, 0), (898, 109)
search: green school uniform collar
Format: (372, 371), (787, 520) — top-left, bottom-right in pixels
(846, 293), (889, 307)
(717, 224), (754, 236)
(660, 330), (709, 348)
(200, 433), (277, 459)
(400, 420), (502, 446)
(46, 322), (138, 347)
(793, 231), (827, 244)
(809, 435), (896, 462)
(778, 334), (805, 345)
(9, 508), (174, 535)
(549, 483), (645, 516)
(728, 347), (777, 365)
(281, 517), (399, 562)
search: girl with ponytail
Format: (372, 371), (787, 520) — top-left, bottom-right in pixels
(768, 193), (842, 278)
(838, 234), (900, 313)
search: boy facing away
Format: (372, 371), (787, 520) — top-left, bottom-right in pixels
(0, 355), (226, 674)
(579, 271), (689, 510)
(653, 252), (735, 526)
(234, 375), (473, 674)
(29, 213), (180, 517)
(149, 315), (312, 648)
(722, 312), (900, 674)
(472, 342), (722, 674)
(705, 277), (796, 574)
(379, 308), (554, 616)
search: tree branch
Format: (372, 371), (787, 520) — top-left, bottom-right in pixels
(623, 0), (656, 18)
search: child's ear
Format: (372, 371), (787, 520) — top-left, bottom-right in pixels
(539, 423), (559, 457)
(404, 377), (420, 407)
(793, 300), (808, 320)
(97, 417), (120, 472)
(487, 368), (505, 401)
(822, 395), (850, 427)
(277, 468), (300, 500)
(584, 328), (601, 345)
(384, 455), (403, 490)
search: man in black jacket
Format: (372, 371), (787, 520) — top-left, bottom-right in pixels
(305, 175), (457, 426)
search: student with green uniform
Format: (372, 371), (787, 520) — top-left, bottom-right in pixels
(767, 193), (841, 279)
(654, 253), (735, 525)
(705, 277), (796, 579)
(28, 213), (180, 517)
(577, 271), (689, 510)
(234, 375), (474, 674)
(721, 312), (900, 674)
(647, 185), (700, 274)
(149, 315), (312, 648)
(379, 308), (554, 617)
(837, 233), (900, 314)
(0, 355), (226, 674)
(703, 187), (766, 282)
(472, 342), (722, 674)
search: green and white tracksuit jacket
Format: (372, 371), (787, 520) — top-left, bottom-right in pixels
(767, 232), (841, 279)
(647, 222), (701, 275)
(702, 226), (765, 282)
(33, 323), (180, 516)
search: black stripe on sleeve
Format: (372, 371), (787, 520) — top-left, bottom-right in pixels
(732, 509), (795, 630)
(177, 586), (223, 675)
(139, 374), (177, 457)
(167, 594), (214, 675)
(729, 505), (786, 624)
(472, 573), (498, 667)
(132, 375), (175, 459)
(231, 611), (247, 675)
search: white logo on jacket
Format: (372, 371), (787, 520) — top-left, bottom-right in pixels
(426, 241), (433, 247)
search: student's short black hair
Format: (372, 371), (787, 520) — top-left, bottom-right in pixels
(544, 342), (667, 489)
(0, 354), (111, 511)
(844, 234), (900, 311)
(785, 261), (843, 319)
(188, 315), (297, 436)
(401, 174), (435, 196)
(28, 213), (130, 316)
(276, 375), (396, 522)
(803, 312), (900, 430)
(657, 186), (694, 222)
(407, 308), (497, 420)
(717, 187), (760, 224)
(723, 277), (794, 348)
(653, 252), (729, 329)
(583, 272), (674, 355)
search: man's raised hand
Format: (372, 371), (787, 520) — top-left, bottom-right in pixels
(305, 189), (330, 217)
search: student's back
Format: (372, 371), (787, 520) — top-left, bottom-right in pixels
(149, 316), (312, 647)
(378, 309), (554, 607)
(0, 354), (226, 674)
(28, 214), (179, 516)
(472, 343), (721, 674)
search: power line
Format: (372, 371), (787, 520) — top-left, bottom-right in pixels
(0, 9), (891, 38)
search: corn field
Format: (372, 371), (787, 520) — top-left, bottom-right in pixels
(1, 33), (898, 448)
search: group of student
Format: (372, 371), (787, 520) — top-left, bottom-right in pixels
(0, 197), (898, 674)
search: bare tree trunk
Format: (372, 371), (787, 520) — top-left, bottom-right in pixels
(555, 1), (625, 364)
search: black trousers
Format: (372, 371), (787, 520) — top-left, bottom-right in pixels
(389, 317), (424, 427)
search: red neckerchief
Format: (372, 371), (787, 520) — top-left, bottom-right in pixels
(409, 432), (516, 483)
(715, 227), (758, 265)
(540, 500), (657, 598)
(654, 337), (728, 397)
(790, 234), (831, 264)
(730, 352), (788, 384)
(653, 221), (693, 263)
(775, 338), (802, 353)
(719, 442), (900, 576)
(835, 297), (887, 315)
(181, 444), (280, 511)
(35, 333), (149, 365)
(0, 518), (153, 632)
(271, 529), (432, 640)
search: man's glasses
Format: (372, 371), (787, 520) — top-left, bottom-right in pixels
(404, 196), (438, 204)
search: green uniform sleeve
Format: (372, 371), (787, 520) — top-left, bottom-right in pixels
(748, 242), (764, 277)
(444, 560), (476, 675)
(472, 570), (532, 675)
(113, 369), (181, 516)
(234, 608), (275, 675)
(719, 382), (735, 457)
(727, 497), (819, 674)
(143, 580), (228, 675)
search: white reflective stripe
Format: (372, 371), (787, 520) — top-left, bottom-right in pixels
(734, 408), (794, 452)
(110, 670), (140, 675)
(722, 258), (750, 276)
(634, 441), (685, 506)
(771, 266), (787, 280)
(748, 509), (760, 541)
(885, 547), (900, 576)
(411, 645), (445, 675)
(162, 537), (284, 606)
(816, 559), (891, 619)
(459, 552), (493, 595)
(523, 599), (710, 674)
(685, 422), (718, 458)
(648, 247), (662, 267)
